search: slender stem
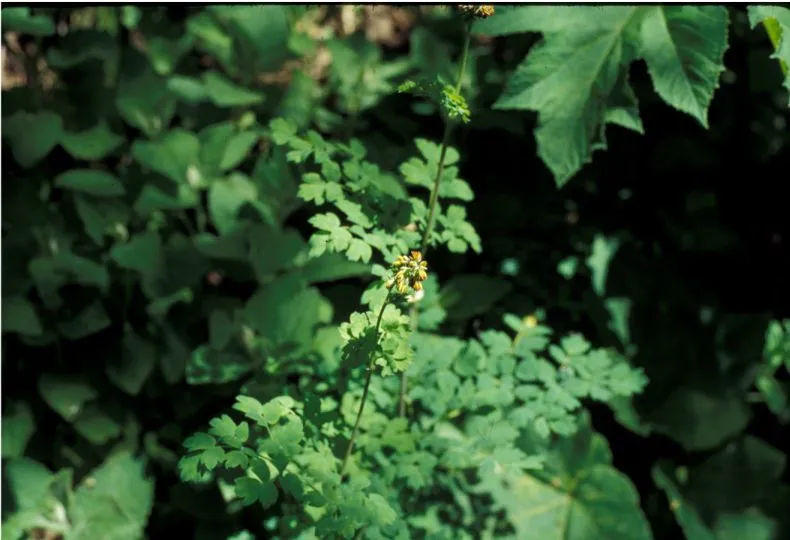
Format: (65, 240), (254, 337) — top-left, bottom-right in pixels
(454, 25), (473, 94)
(340, 291), (392, 476)
(399, 23), (473, 417)
(419, 123), (453, 255)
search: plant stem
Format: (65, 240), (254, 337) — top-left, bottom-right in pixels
(454, 25), (473, 94)
(399, 23), (473, 417)
(341, 291), (392, 476)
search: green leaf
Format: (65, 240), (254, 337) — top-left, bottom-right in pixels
(234, 477), (279, 508)
(74, 195), (130, 245)
(55, 169), (125, 197)
(586, 234), (619, 296)
(653, 464), (716, 540)
(473, 6), (578, 36)
(748, 6), (790, 104)
(220, 131), (260, 171)
(1, 402), (35, 458)
(61, 121), (125, 160)
(57, 301), (112, 340)
(72, 404), (122, 444)
(647, 386), (751, 451)
(167, 75), (208, 104)
(186, 344), (253, 385)
(146, 34), (194, 75)
(67, 452), (154, 540)
(248, 226), (305, 280)
(110, 231), (162, 275)
(131, 129), (202, 185)
(499, 422), (651, 540)
(3, 110), (63, 168)
(208, 173), (261, 234)
(1, 7), (55, 35)
(639, 6), (728, 127)
(441, 275), (512, 322)
(106, 331), (157, 395)
(2, 296), (43, 336)
(493, 8), (642, 186)
(211, 5), (290, 72)
(38, 374), (98, 421)
(202, 71), (264, 107)
(243, 275), (323, 354)
(116, 66), (176, 137)
(184, 432), (216, 452)
(346, 238), (373, 263)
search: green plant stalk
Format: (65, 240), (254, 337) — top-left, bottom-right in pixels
(400, 24), (473, 417)
(341, 289), (392, 476)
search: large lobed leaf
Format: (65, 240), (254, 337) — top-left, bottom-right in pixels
(492, 421), (652, 540)
(480, 6), (729, 187)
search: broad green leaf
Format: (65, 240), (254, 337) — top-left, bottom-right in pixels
(3, 110), (63, 168)
(116, 66), (176, 137)
(220, 131), (260, 171)
(167, 75), (208, 104)
(72, 404), (122, 444)
(67, 452), (154, 540)
(106, 331), (157, 395)
(131, 129), (202, 185)
(74, 195), (130, 245)
(187, 11), (237, 76)
(146, 34), (194, 75)
(55, 169), (125, 197)
(208, 173), (260, 234)
(243, 275), (323, 354)
(3, 458), (57, 521)
(492, 7), (642, 186)
(2, 296), (43, 336)
(202, 71), (264, 107)
(748, 6), (790, 104)
(500, 424), (651, 540)
(646, 386), (751, 451)
(248, 225), (305, 280)
(638, 6), (728, 127)
(473, 6), (580, 36)
(38, 374), (97, 421)
(1, 402), (35, 458)
(1, 7), (55, 35)
(211, 5), (290, 72)
(440, 274), (512, 322)
(61, 121), (125, 160)
(110, 231), (163, 275)
(57, 301), (112, 340)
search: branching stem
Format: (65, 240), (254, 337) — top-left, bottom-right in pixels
(341, 290), (392, 476)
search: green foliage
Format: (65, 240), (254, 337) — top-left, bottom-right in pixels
(2, 452), (153, 540)
(475, 6), (730, 186)
(4, 5), (788, 540)
(748, 6), (790, 104)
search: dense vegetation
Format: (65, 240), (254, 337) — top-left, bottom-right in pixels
(2, 5), (789, 540)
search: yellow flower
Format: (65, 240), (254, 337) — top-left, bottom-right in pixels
(387, 251), (429, 296)
(457, 5), (495, 19)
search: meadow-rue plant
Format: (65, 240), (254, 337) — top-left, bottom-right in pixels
(4, 4), (788, 540)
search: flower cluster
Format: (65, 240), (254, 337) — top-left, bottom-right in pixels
(386, 251), (428, 295)
(457, 5), (495, 19)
